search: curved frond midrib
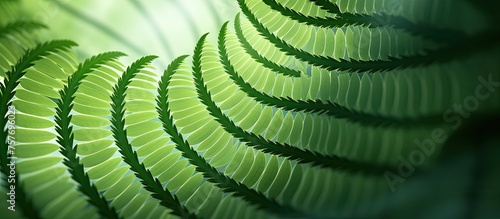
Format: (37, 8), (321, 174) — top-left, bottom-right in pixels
(108, 55), (197, 219)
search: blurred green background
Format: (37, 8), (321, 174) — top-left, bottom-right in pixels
(19, 0), (239, 69)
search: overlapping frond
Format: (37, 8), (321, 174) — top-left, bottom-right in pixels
(2, 0), (499, 218)
(55, 52), (126, 219)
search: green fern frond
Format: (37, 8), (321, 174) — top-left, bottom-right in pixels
(262, 0), (465, 43)
(238, 0), (500, 73)
(127, 0), (175, 60)
(194, 33), (394, 174)
(109, 55), (196, 219)
(2, 0), (498, 217)
(237, 1), (382, 72)
(262, 0), (369, 29)
(55, 51), (126, 219)
(0, 39), (76, 219)
(1, 40), (77, 105)
(158, 54), (306, 218)
(48, 0), (146, 55)
(232, 17), (301, 77)
(308, 0), (341, 14)
(220, 22), (442, 127)
(0, 20), (46, 39)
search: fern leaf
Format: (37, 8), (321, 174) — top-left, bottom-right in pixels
(220, 21), (442, 127)
(0, 40), (76, 219)
(0, 20), (47, 39)
(109, 55), (196, 219)
(232, 17), (301, 77)
(262, 0), (368, 29)
(157, 54), (306, 218)
(193, 33), (394, 174)
(359, 14), (468, 43)
(55, 52), (126, 219)
(238, 0), (500, 73)
(1, 40), (77, 158)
